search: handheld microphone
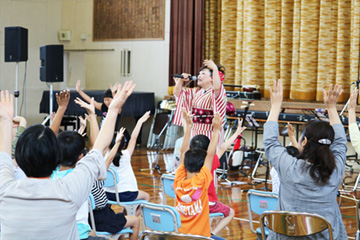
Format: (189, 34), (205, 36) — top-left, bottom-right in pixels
(173, 74), (197, 81)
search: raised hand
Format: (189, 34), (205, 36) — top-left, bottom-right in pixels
(110, 82), (119, 96)
(74, 97), (95, 115)
(116, 127), (126, 143)
(235, 118), (247, 135)
(323, 84), (343, 108)
(181, 107), (192, 128)
(0, 90), (14, 122)
(109, 81), (136, 112)
(139, 111), (151, 123)
(56, 90), (70, 109)
(287, 122), (295, 138)
(203, 59), (217, 70)
(269, 79), (283, 108)
(348, 88), (358, 112)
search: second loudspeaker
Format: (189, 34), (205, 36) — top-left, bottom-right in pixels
(40, 45), (64, 82)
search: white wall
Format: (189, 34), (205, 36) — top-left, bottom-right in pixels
(0, 0), (64, 125)
(0, 0), (170, 127)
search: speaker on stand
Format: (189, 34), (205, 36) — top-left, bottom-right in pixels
(39, 44), (64, 125)
(4, 26), (28, 116)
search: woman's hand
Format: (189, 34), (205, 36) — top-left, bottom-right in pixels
(323, 84), (343, 109)
(269, 79), (283, 109)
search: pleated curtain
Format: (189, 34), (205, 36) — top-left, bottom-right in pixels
(204, 0), (360, 101)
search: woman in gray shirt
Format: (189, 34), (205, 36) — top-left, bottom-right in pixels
(263, 80), (347, 240)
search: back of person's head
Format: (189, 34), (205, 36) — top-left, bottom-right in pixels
(298, 120), (335, 184)
(103, 88), (113, 99)
(286, 146), (299, 157)
(190, 135), (210, 151)
(109, 132), (126, 167)
(57, 131), (85, 167)
(15, 124), (61, 178)
(184, 148), (207, 173)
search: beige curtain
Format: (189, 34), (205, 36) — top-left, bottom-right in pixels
(204, 0), (360, 101)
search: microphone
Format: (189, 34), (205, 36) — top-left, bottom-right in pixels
(173, 74), (197, 81)
(351, 80), (360, 85)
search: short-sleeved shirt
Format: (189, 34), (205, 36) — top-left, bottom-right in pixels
(174, 164), (212, 237)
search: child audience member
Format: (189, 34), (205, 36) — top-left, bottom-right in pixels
(0, 81), (135, 239)
(174, 108), (221, 239)
(75, 96), (140, 239)
(264, 81), (347, 239)
(51, 131), (106, 240)
(104, 111), (151, 216)
(189, 119), (246, 236)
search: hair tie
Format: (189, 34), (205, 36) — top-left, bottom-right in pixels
(318, 139), (332, 145)
(218, 71), (225, 83)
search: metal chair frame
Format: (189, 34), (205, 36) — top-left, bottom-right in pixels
(260, 210), (333, 240)
(140, 230), (213, 240)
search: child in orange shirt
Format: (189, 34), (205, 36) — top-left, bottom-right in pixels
(174, 108), (221, 238)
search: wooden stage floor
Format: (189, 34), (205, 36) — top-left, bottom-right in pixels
(110, 148), (360, 240)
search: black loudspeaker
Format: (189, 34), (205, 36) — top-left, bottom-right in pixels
(4, 27), (28, 62)
(40, 45), (64, 82)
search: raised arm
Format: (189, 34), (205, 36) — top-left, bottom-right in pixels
(50, 90), (70, 135)
(323, 84), (343, 126)
(0, 90), (14, 156)
(127, 111), (150, 156)
(266, 79), (283, 123)
(105, 128), (125, 169)
(204, 59), (221, 97)
(287, 122), (299, 149)
(348, 88), (360, 154)
(178, 108), (193, 166)
(204, 113), (221, 171)
(74, 97), (99, 148)
(93, 81), (136, 155)
(76, 80), (102, 110)
(217, 119), (246, 158)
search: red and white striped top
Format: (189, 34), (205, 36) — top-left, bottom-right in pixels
(173, 85), (227, 146)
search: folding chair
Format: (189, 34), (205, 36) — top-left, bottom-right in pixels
(246, 189), (278, 238)
(260, 210), (333, 240)
(140, 202), (181, 232)
(104, 167), (147, 216)
(161, 174), (176, 205)
(88, 194), (133, 238)
(140, 230), (213, 240)
(160, 173), (224, 226)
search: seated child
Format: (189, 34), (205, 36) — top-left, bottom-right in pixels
(0, 82), (135, 239)
(189, 118), (246, 236)
(104, 111), (151, 216)
(51, 131), (107, 240)
(174, 108), (221, 238)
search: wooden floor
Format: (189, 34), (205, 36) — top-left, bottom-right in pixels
(112, 148), (360, 240)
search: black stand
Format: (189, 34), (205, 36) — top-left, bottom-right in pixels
(139, 113), (174, 175)
(257, 160), (271, 191)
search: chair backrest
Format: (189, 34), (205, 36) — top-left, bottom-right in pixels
(260, 210), (333, 240)
(232, 150), (244, 166)
(140, 230), (213, 240)
(246, 189), (278, 234)
(161, 174), (176, 205)
(140, 202), (181, 232)
(103, 167), (121, 205)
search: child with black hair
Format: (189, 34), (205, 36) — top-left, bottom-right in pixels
(0, 81), (135, 239)
(51, 131), (106, 240)
(174, 108), (222, 238)
(188, 119), (246, 237)
(104, 111), (151, 216)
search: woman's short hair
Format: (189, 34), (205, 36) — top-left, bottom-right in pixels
(199, 64), (225, 77)
(15, 124), (61, 178)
